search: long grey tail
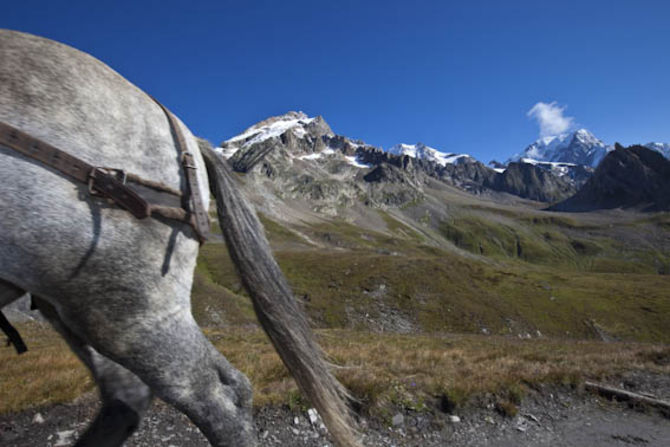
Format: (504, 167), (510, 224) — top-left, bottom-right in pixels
(199, 141), (361, 447)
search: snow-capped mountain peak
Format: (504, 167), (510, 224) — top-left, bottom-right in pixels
(217, 111), (335, 160)
(573, 129), (602, 144)
(225, 111), (317, 148)
(387, 142), (473, 166)
(508, 128), (612, 168)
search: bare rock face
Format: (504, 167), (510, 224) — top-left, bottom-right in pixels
(436, 160), (498, 193)
(218, 112), (426, 211)
(363, 164), (410, 184)
(494, 162), (577, 203)
(362, 164), (424, 207)
(550, 144), (670, 212)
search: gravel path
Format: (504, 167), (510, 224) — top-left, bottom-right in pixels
(2, 373), (669, 446)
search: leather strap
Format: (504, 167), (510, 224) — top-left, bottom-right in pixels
(152, 100), (210, 243)
(0, 100), (210, 242)
(0, 121), (151, 219)
(0, 120), (93, 183)
(89, 167), (151, 219)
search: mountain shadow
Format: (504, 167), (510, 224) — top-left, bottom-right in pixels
(549, 144), (670, 212)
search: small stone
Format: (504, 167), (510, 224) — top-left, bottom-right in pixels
(32, 412), (45, 424)
(448, 415), (461, 423)
(54, 430), (75, 446)
(307, 408), (319, 426)
(515, 417), (529, 432)
(293, 416), (300, 425)
(484, 416), (495, 424)
(392, 413), (404, 426)
(523, 413), (540, 423)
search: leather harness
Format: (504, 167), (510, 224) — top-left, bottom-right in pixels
(0, 100), (211, 354)
(0, 99), (210, 243)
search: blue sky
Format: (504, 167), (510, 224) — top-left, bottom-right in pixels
(4, 1), (670, 162)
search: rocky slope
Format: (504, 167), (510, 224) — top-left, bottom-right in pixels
(216, 112), (389, 215)
(492, 161), (576, 203)
(216, 112), (575, 211)
(550, 144), (670, 212)
(644, 142), (670, 159)
(515, 158), (594, 188)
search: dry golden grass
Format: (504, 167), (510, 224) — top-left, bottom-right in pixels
(319, 331), (670, 414)
(2, 324), (668, 416)
(0, 323), (93, 414)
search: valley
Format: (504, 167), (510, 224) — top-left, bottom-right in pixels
(2, 111), (669, 446)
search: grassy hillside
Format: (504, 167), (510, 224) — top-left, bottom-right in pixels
(193, 209), (670, 343)
(3, 208), (668, 418)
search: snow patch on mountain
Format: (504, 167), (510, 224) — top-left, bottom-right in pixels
(388, 142), (473, 166)
(344, 155), (373, 169)
(296, 148), (335, 161)
(519, 158), (578, 178)
(225, 111), (316, 148)
(295, 147), (370, 168)
(215, 146), (240, 159)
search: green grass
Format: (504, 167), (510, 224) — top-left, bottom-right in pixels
(436, 213), (670, 275)
(192, 212), (670, 343)
(258, 213), (309, 247)
(378, 210), (425, 243)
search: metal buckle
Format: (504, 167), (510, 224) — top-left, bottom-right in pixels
(88, 167), (127, 196)
(182, 152), (197, 169)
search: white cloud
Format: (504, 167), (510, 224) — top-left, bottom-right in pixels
(527, 101), (575, 137)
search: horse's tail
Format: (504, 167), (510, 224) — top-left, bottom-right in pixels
(198, 141), (361, 447)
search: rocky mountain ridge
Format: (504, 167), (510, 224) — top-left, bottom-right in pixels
(217, 112), (579, 208)
(644, 142), (670, 159)
(551, 144), (670, 212)
(215, 112), (670, 214)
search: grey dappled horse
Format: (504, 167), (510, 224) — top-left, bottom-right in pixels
(0, 30), (359, 447)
